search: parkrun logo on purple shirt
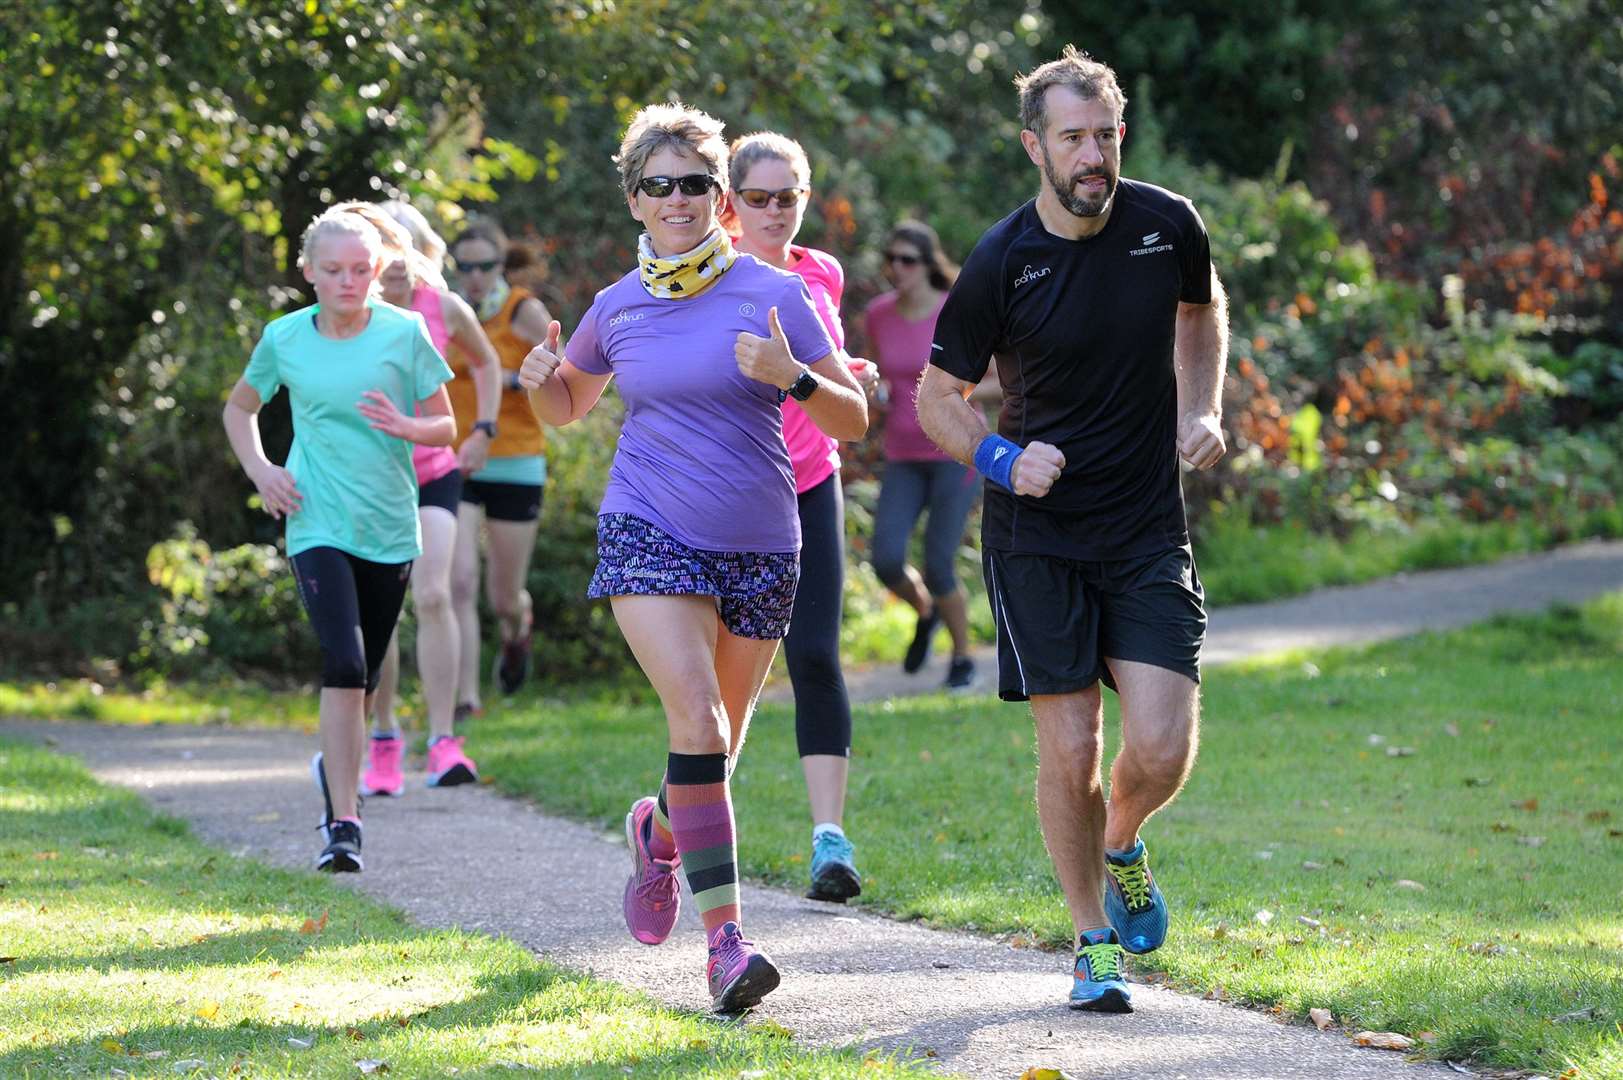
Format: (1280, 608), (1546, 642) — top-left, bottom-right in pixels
(609, 308), (646, 326)
(1013, 264), (1052, 288)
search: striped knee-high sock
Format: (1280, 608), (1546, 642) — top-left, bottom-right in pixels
(650, 777), (677, 861)
(665, 751), (740, 934)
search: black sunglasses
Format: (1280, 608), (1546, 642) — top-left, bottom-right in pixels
(884, 251), (923, 267)
(636, 173), (719, 198)
(735, 186), (808, 210)
(455, 258), (500, 274)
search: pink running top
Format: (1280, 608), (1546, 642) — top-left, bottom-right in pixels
(782, 246), (845, 494)
(866, 290), (950, 462)
(409, 283), (459, 486)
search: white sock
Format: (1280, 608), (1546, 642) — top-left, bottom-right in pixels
(812, 822), (845, 841)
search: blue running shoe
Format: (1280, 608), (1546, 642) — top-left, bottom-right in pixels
(807, 827), (862, 903)
(1070, 927), (1132, 1012)
(1104, 838), (1168, 954)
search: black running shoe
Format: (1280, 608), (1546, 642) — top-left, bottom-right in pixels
(944, 656), (978, 692)
(316, 819), (363, 873)
(903, 610), (940, 674)
(495, 631), (532, 695)
(310, 752), (363, 872)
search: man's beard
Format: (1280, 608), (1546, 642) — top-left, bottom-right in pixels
(1042, 142), (1116, 218)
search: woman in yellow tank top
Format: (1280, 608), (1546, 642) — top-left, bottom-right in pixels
(446, 219), (555, 710)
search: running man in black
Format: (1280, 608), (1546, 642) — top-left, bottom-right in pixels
(917, 46), (1228, 1013)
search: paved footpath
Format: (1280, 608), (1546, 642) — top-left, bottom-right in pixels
(10, 540), (1621, 1079)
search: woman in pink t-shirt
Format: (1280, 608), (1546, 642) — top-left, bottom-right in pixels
(866, 220), (994, 692)
(337, 202), (501, 798)
(723, 131), (878, 906)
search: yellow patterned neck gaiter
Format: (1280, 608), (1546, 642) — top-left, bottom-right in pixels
(637, 229), (736, 300)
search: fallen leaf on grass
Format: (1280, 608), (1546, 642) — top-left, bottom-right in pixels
(100, 1039), (126, 1055)
(1491, 821), (1515, 833)
(1443, 722), (1460, 737)
(1513, 797), (1539, 812)
(346, 1027), (367, 1041)
(0, 956), (16, 964)
(1385, 746), (1416, 758)
(1415, 1031), (1439, 1043)
(143, 1051), (168, 1060)
(1211, 924), (1228, 940)
(1394, 879), (1426, 891)
(1353, 1031), (1414, 1051)
(1254, 909), (1274, 926)
(195, 1000), (220, 1020)
(299, 911), (329, 935)
(356, 1061), (390, 1075)
(1586, 810), (1612, 822)
(1302, 861), (1327, 870)
(287, 1037), (314, 1050)
(1517, 836), (1546, 848)
(1310, 1008), (1333, 1030)
(1554, 1006), (1598, 1023)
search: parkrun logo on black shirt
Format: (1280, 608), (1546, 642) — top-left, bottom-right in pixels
(1013, 264), (1052, 288)
(1130, 231), (1174, 256)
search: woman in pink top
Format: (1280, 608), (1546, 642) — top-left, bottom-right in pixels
(723, 131), (878, 904)
(339, 201), (501, 797)
(866, 220), (995, 691)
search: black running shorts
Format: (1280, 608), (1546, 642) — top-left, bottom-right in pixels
(982, 544), (1206, 702)
(460, 479), (543, 523)
(418, 468), (463, 515)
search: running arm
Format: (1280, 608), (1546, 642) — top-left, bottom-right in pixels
(222, 378), (303, 519)
(517, 321), (613, 427)
(917, 365), (1064, 498)
(445, 291), (503, 471)
(1174, 267), (1229, 470)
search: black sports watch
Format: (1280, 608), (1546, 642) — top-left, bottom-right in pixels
(786, 367), (819, 402)
(472, 420), (498, 439)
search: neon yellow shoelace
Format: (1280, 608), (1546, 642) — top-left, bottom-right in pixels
(1077, 941), (1123, 980)
(1108, 857), (1152, 909)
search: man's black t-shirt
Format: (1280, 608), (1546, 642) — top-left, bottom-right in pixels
(930, 178), (1213, 561)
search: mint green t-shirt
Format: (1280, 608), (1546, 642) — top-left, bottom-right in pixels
(244, 300), (454, 564)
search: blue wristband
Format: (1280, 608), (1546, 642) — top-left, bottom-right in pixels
(974, 434), (1022, 492)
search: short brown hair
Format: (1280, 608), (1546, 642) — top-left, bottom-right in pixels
(614, 103), (728, 198)
(727, 131), (810, 191)
(1014, 45), (1127, 134)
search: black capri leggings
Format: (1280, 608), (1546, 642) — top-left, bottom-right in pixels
(290, 547), (413, 691)
(782, 473), (854, 758)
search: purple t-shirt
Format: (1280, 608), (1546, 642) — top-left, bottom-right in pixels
(567, 254), (837, 554)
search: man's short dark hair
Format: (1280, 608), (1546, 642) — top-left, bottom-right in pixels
(1014, 45), (1127, 134)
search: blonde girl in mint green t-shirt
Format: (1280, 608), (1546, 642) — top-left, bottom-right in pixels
(222, 209), (455, 875)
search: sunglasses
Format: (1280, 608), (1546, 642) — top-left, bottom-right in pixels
(884, 251), (923, 267)
(636, 173), (719, 198)
(734, 186), (808, 210)
(455, 258), (500, 274)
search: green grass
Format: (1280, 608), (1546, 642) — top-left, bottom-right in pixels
(461, 595), (1623, 1078)
(0, 677), (320, 729)
(0, 739), (934, 1079)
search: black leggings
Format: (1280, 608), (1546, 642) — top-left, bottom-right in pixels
(291, 547), (413, 691)
(782, 473), (853, 758)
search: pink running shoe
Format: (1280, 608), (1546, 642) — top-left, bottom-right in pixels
(623, 796), (681, 945)
(359, 735), (405, 798)
(706, 921), (780, 1014)
(425, 735), (478, 788)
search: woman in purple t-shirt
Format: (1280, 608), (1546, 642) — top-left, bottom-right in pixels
(516, 103), (866, 1014)
(723, 130), (877, 907)
(867, 220), (995, 691)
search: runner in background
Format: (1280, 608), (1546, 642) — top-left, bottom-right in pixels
(723, 130), (877, 903)
(447, 220), (556, 712)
